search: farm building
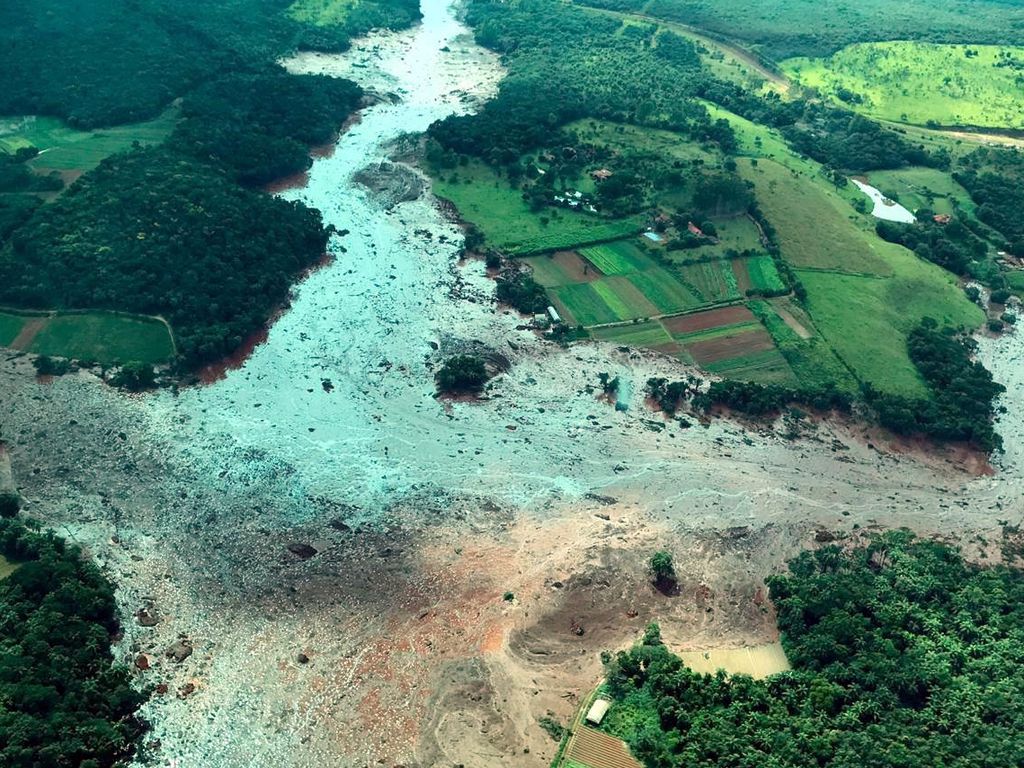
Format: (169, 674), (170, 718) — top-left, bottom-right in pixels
(547, 305), (562, 323)
(585, 698), (611, 725)
(591, 168), (613, 181)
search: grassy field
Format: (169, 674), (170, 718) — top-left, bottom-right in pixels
(288, 0), (357, 25)
(783, 43), (1024, 129)
(679, 260), (740, 302)
(0, 110), (177, 173)
(592, 320), (674, 347)
(742, 255), (787, 292)
(0, 555), (20, 580)
(739, 158), (895, 275)
(0, 310), (175, 364)
(579, 241), (653, 275)
(625, 268), (702, 313)
(433, 161), (644, 255)
(866, 167), (976, 217)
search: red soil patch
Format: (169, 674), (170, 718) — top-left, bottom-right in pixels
(663, 305), (755, 336)
(732, 259), (752, 294)
(10, 317), (48, 350)
(196, 253), (332, 384)
(264, 169), (310, 194)
(553, 250), (603, 283)
(685, 327), (775, 364)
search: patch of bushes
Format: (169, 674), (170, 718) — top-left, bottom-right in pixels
(495, 271), (549, 314)
(435, 354), (489, 394)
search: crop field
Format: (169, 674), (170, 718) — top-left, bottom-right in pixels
(563, 726), (642, 768)
(0, 310), (175, 364)
(623, 268), (702, 313)
(433, 162), (644, 255)
(552, 279), (658, 326)
(678, 260), (740, 303)
(288, 0), (357, 25)
(733, 255), (786, 293)
(592, 320), (674, 349)
(0, 110), (177, 173)
(579, 241), (654, 275)
(783, 43), (1024, 129)
(524, 251), (602, 287)
(866, 167), (975, 217)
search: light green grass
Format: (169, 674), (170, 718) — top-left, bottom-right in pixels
(579, 240), (654, 275)
(565, 119), (718, 167)
(744, 255), (787, 292)
(433, 161), (644, 255)
(866, 167), (976, 217)
(0, 555), (20, 580)
(591, 321), (673, 347)
(288, 0), (357, 25)
(797, 262), (983, 396)
(740, 158), (896, 275)
(522, 255), (578, 288)
(0, 110), (177, 172)
(0, 313), (27, 346)
(24, 313), (175, 364)
(783, 42), (1024, 129)
(626, 269), (703, 314)
(554, 284), (622, 326)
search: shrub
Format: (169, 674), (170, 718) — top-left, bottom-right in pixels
(435, 354), (489, 394)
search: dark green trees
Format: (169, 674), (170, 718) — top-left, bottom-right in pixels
(435, 355), (490, 394)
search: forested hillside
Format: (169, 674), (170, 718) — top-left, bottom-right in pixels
(0, 0), (417, 369)
(0, 510), (146, 767)
(603, 533), (1024, 767)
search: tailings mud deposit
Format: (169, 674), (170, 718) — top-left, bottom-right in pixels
(1, 1), (1023, 766)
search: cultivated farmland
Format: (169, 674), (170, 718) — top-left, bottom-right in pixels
(0, 310), (175, 364)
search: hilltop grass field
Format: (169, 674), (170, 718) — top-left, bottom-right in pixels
(0, 310), (175, 364)
(432, 161), (644, 255)
(783, 42), (1024, 129)
(0, 110), (177, 173)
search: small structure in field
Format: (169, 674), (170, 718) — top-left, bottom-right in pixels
(591, 168), (613, 181)
(585, 698), (611, 725)
(547, 305), (562, 324)
(933, 213), (952, 224)
(687, 221), (705, 236)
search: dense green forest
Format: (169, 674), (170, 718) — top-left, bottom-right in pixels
(0, 510), (146, 767)
(604, 532), (1024, 767)
(0, 0), (417, 371)
(0, 150), (330, 365)
(571, 0), (1024, 59)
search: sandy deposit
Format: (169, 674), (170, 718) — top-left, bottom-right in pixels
(1, 1), (1024, 766)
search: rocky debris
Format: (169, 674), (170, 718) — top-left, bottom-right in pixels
(287, 542), (318, 560)
(166, 639), (193, 664)
(136, 608), (160, 626)
(179, 682), (196, 698)
(814, 529), (836, 543)
(155, 683), (169, 696)
(584, 493), (618, 506)
(353, 161), (426, 207)
(135, 654), (151, 670)
(569, 620), (584, 636)
(296, 652), (310, 664)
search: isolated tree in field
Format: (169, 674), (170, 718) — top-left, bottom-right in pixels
(435, 355), (489, 394)
(650, 550), (676, 585)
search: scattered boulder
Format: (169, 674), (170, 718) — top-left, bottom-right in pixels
(570, 620), (585, 636)
(166, 640), (193, 663)
(815, 529), (836, 543)
(135, 654), (151, 671)
(178, 682), (196, 698)
(287, 542), (318, 560)
(135, 608), (159, 627)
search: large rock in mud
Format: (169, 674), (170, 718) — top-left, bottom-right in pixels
(353, 161), (425, 208)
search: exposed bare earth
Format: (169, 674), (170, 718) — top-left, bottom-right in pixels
(1, 2), (1024, 767)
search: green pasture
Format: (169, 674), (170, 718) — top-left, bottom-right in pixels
(522, 255), (578, 288)
(866, 167), (975, 217)
(739, 158), (896, 275)
(566, 119), (718, 167)
(0, 555), (20, 580)
(592, 320), (674, 347)
(796, 258), (983, 396)
(0, 110), (177, 173)
(0, 310), (175, 364)
(433, 162), (644, 255)
(783, 42), (1024, 129)
(0, 313), (26, 346)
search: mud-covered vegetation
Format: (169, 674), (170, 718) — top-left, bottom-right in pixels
(604, 532), (1024, 767)
(0, 512), (146, 767)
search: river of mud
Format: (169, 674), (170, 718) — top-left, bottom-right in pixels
(2, 1), (1024, 765)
